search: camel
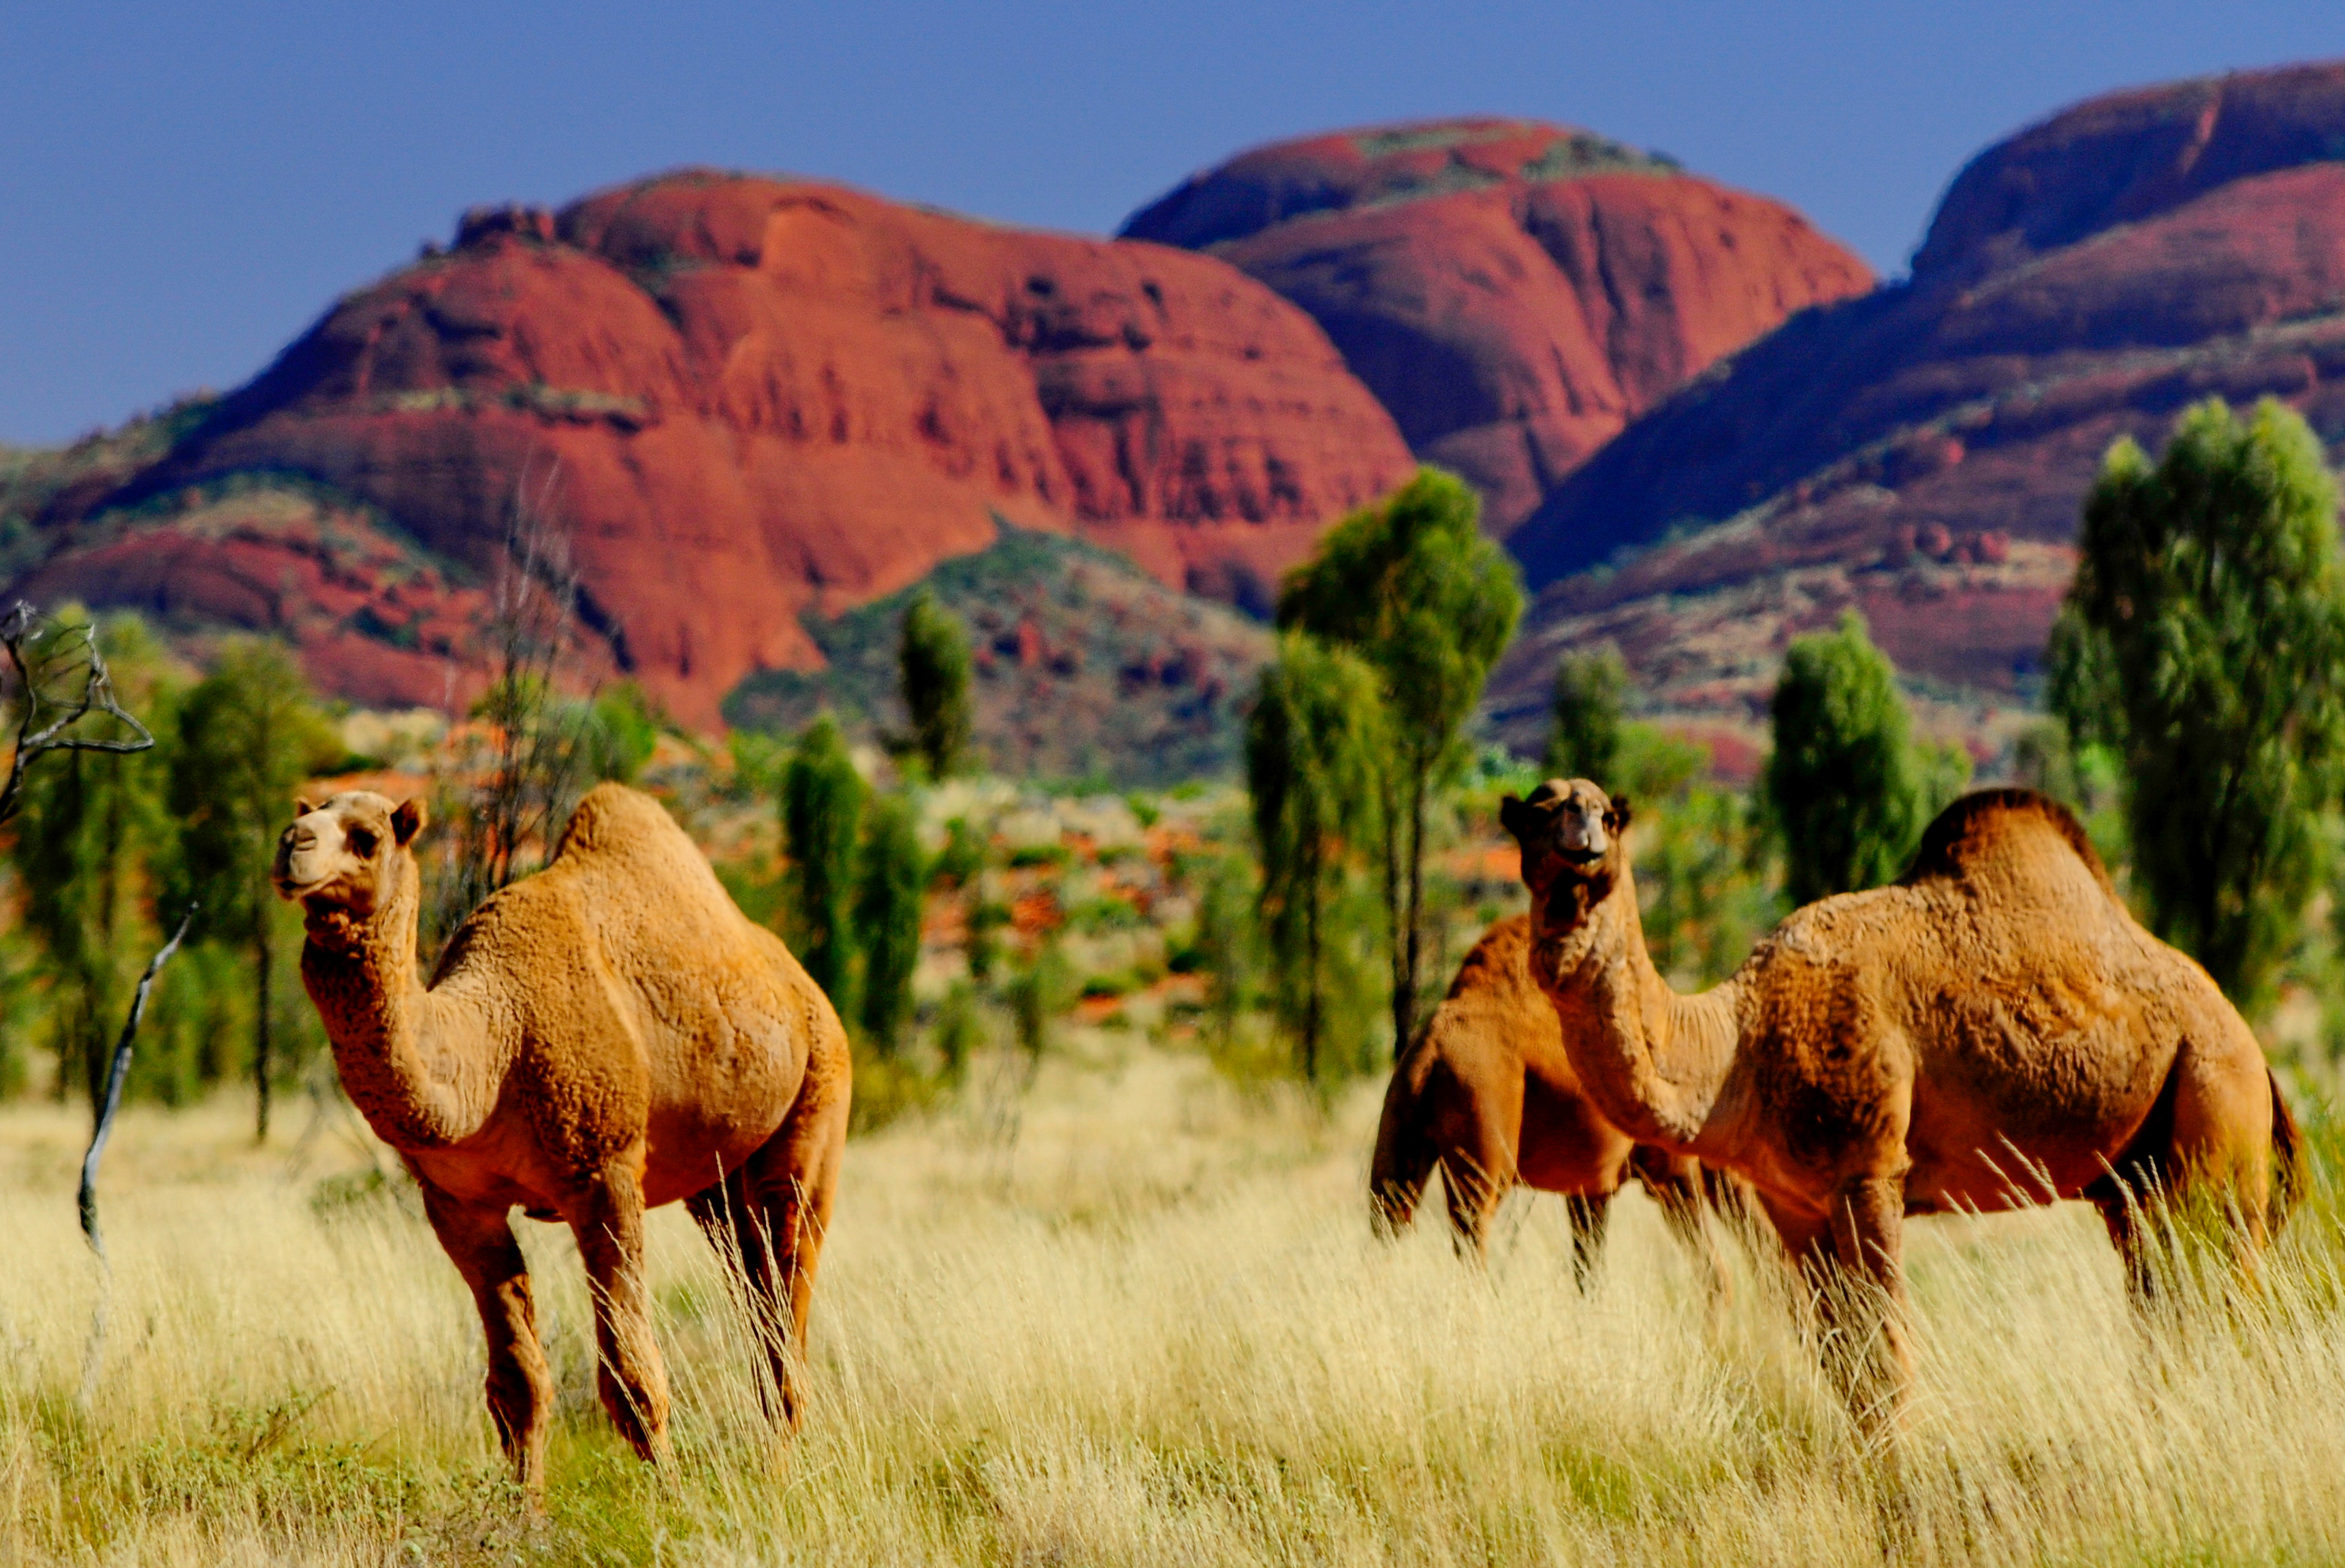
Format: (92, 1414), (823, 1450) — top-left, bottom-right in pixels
(1371, 914), (1751, 1290)
(1499, 780), (2301, 1430)
(273, 784), (851, 1494)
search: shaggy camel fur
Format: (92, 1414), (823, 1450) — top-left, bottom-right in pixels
(1501, 781), (2301, 1430)
(1371, 914), (1749, 1288)
(274, 784), (851, 1493)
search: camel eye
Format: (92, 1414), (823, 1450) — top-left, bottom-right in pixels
(347, 829), (379, 857)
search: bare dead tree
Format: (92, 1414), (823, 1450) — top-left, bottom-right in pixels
(74, 901), (193, 1407)
(423, 458), (603, 954)
(0, 600), (156, 829)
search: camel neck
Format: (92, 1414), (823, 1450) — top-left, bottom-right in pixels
(1535, 861), (1740, 1154)
(299, 858), (502, 1149)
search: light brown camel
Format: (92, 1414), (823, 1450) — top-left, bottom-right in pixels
(1371, 914), (1751, 1290)
(1499, 780), (2301, 1430)
(274, 783), (851, 1494)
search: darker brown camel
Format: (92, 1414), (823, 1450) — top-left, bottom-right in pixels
(1371, 914), (1749, 1290)
(1501, 781), (2301, 1430)
(274, 784), (851, 1494)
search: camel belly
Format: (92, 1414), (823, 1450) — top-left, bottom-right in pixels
(404, 1129), (578, 1215)
(635, 987), (812, 1207)
(639, 1104), (794, 1208)
(1516, 1070), (1636, 1194)
(1902, 1082), (2154, 1213)
(1899, 976), (2174, 1211)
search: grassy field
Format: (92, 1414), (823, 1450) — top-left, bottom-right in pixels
(4, 1045), (2344, 1566)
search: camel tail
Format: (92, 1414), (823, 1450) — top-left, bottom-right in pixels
(1370, 1066), (1437, 1241)
(2269, 1070), (2307, 1233)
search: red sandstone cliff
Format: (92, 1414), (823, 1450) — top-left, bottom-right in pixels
(1488, 63), (2345, 765)
(33, 172), (1411, 726)
(1121, 119), (1874, 534)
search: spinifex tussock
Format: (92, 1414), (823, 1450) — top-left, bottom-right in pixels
(4, 1053), (2344, 1565)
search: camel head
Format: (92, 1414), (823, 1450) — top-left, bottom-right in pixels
(273, 791), (428, 930)
(1501, 778), (1631, 899)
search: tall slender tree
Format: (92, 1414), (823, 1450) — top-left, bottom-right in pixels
(12, 615), (174, 1117)
(2050, 396), (2345, 1009)
(1763, 611), (1934, 906)
(853, 793), (925, 1054)
(783, 713), (865, 1010)
(1543, 646), (1627, 786)
(899, 590), (974, 782)
(1246, 634), (1387, 1083)
(1277, 468), (1522, 1051)
(171, 638), (337, 1140)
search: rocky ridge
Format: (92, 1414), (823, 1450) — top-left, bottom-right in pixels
(27, 172), (1411, 727)
(1490, 63), (2345, 769)
(1122, 118), (1875, 534)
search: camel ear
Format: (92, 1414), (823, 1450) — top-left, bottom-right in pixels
(391, 798), (428, 846)
(294, 797), (317, 818)
(1607, 794), (1633, 835)
(1499, 795), (1536, 845)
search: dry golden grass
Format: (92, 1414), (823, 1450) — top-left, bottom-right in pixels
(3, 1048), (2344, 1565)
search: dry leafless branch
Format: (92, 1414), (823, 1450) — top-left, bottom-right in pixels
(0, 600), (157, 829)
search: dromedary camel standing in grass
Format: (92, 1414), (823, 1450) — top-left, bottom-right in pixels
(1371, 914), (1751, 1290)
(1500, 780), (2300, 1431)
(274, 783), (851, 1495)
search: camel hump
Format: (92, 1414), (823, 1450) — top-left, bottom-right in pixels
(554, 783), (690, 862)
(1445, 913), (1534, 1000)
(1897, 787), (2114, 895)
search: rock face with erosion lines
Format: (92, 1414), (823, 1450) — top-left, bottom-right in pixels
(1122, 118), (1874, 535)
(1486, 63), (2345, 769)
(27, 173), (1412, 728)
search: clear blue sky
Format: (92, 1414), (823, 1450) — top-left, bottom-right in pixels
(5, 1), (2344, 445)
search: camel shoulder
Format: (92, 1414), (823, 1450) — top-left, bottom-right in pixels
(1896, 787), (2115, 895)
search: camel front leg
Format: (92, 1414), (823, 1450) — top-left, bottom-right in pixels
(418, 1183), (554, 1494)
(1825, 1174), (1913, 1443)
(571, 1159), (673, 1464)
(1631, 1147), (1734, 1308)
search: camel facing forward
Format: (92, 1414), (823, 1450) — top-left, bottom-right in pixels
(274, 784), (851, 1494)
(1501, 781), (2299, 1429)
(1372, 914), (1749, 1290)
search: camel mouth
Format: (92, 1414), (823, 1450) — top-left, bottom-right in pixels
(1556, 847), (1606, 867)
(272, 869), (331, 901)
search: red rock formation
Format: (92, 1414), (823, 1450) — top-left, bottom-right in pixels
(1496, 63), (2345, 762)
(1122, 118), (1873, 534)
(52, 172), (1410, 726)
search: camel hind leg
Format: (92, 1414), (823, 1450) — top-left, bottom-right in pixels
(1436, 1104), (1518, 1262)
(1561, 1191), (1612, 1289)
(2086, 1034), (2278, 1305)
(1369, 1069), (1439, 1239)
(695, 1039), (850, 1429)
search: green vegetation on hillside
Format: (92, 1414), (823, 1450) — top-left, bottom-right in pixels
(1761, 610), (1968, 905)
(723, 525), (1272, 788)
(2053, 397), (2345, 1012)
